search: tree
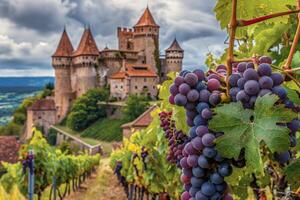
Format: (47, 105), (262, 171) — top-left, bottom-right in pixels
(123, 94), (150, 121)
(67, 88), (109, 131)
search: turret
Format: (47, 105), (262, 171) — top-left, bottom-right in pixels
(165, 38), (184, 74)
(72, 27), (99, 97)
(133, 6), (160, 72)
(52, 28), (74, 121)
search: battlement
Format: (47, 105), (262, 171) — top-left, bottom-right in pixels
(118, 27), (134, 36)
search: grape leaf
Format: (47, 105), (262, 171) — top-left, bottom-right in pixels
(209, 94), (297, 173)
(284, 85), (300, 105)
(284, 158), (300, 190)
(291, 51), (300, 76)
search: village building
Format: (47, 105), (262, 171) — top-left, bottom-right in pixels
(121, 105), (157, 138)
(26, 98), (57, 139)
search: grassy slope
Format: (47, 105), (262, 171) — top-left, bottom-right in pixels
(81, 118), (127, 142)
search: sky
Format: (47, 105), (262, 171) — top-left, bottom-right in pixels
(0, 0), (227, 77)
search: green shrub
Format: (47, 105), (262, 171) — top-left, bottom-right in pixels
(12, 112), (26, 124)
(123, 94), (150, 121)
(0, 122), (22, 136)
(67, 88), (109, 131)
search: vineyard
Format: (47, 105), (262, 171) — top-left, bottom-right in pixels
(0, 129), (100, 200)
(109, 0), (300, 200)
(0, 0), (300, 200)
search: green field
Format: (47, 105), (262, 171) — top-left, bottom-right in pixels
(81, 118), (127, 142)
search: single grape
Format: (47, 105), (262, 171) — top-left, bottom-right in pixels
(198, 155), (210, 168)
(191, 136), (204, 151)
(229, 87), (240, 101)
(199, 89), (211, 103)
(274, 151), (290, 165)
(202, 133), (215, 147)
(169, 95), (175, 104)
(179, 83), (191, 95)
(187, 89), (200, 102)
(181, 191), (190, 200)
(169, 83), (179, 95)
(243, 68), (259, 81)
(259, 76), (273, 89)
(192, 167), (206, 178)
(174, 94), (187, 106)
(191, 177), (205, 187)
(185, 102), (197, 110)
(236, 90), (250, 103)
(209, 93), (221, 106)
(203, 147), (217, 158)
(270, 73), (283, 86)
(196, 126), (209, 137)
(189, 187), (200, 197)
(216, 64), (227, 71)
(196, 102), (210, 113)
(287, 119), (300, 132)
(237, 77), (246, 89)
(207, 78), (221, 92)
(201, 182), (216, 196)
(182, 168), (193, 177)
(201, 108), (212, 119)
(229, 74), (241, 87)
(193, 115), (207, 126)
(187, 155), (199, 167)
(258, 63), (272, 76)
(246, 62), (254, 69)
(215, 182), (227, 192)
(181, 174), (191, 184)
(237, 62), (247, 73)
(180, 157), (189, 168)
(218, 163), (233, 177)
(195, 191), (209, 200)
(175, 76), (185, 86)
(210, 172), (224, 184)
(244, 80), (260, 95)
(185, 73), (199, 87)
(259, 56), (272, 64)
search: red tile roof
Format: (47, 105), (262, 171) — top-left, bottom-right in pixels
(0, 136), (20, 165)
(52, 29), (74, 57)
(134, 7), (159, 27)
(110, 64), (158, 79)
(29, 99), (56, 111)
(122, 105), (158, 128)
(73, 28), (99, 57)
(166, 38), (183, 51)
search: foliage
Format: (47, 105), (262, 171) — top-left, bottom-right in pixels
(0, 129), (100, 198)
(67, 88), (109, 131)
(81, 118), (127, 141)
(122, 94), (150, 121)
(209, 94), (297, 173)
(0, 122), (22, 136)
(0, 184), (25, 200)
(209, 0), (299, 66)
(47, 128), (57, 146)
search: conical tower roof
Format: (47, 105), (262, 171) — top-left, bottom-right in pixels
(134, 7), (159, 27)
(52, 29), (74, 57)
(72, 27), (99, 57)
(166, 38), (183, 51)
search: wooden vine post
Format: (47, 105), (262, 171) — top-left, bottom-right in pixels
(225, 0), (300, 97)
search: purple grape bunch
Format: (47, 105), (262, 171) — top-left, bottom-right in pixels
(229, 56), (300, 165)
(159, 111), (188, 167)
(169, 70), (233, 200)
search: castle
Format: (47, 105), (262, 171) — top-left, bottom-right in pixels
(25, 6), (184, 138)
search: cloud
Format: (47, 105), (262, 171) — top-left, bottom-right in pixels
(0, 0), (227, 76)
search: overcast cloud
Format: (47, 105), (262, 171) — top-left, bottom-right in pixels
(0, 0), (227, 76)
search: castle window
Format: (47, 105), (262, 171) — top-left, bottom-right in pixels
(144, 78), (147, 82)
(149, 28), (152, 31)
(135, 86), (138, 89)
(141, 28), (144, 32)
(121, 85), (123, 89)
(153, 86), (155, 89)
(38, 116), (42, 119)
(115, 85), (118, 88)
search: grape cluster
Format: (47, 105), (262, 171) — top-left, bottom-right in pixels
(22, 153), (34, 174)
(141, 146), (148, 170)
(114, 161), (129, 195)
(159, 111), (188, 166)
(228, 56), (300, 165)
(169, 70), (233, 200)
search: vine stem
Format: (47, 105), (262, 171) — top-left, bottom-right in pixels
(238, 9), (300, 27)
(226, 0), (238, 97)
(284, 0), (300, 70)
(285, 67), (300, 72)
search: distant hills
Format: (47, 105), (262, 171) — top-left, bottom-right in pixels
(0, 77), (55, 89)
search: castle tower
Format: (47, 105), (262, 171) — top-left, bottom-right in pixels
(72, 27), (99, 97)
(52, 28), (74, 121)
(165, 38), (184, 74)
(133, 6), (160, 72)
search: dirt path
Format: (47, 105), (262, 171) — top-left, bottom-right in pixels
(65, 158), (127, 200)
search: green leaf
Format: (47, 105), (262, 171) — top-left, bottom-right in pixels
(209, 94), (297, 173)
(284, 158), (300, 190)
(284, 85), (300, 105)
(291, 51), (300, 76)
